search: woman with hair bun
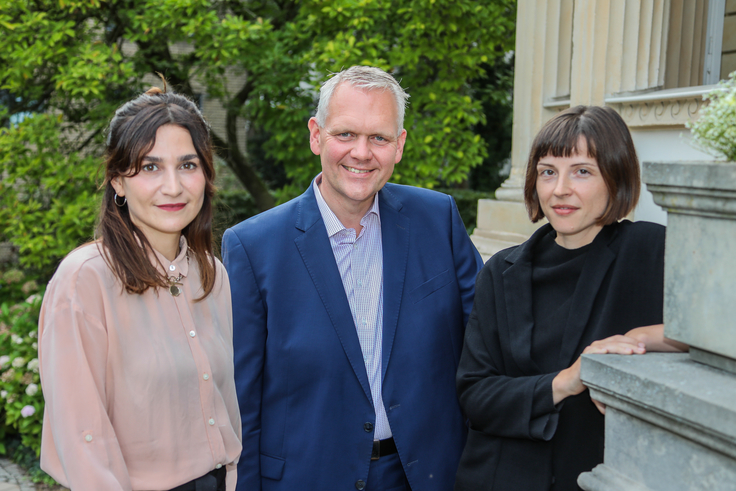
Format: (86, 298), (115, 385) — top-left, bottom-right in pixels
(454, 105), (686, 490)
(38, 85), (241, 491)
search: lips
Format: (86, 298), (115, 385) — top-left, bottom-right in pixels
(157, 203), (186, 211)
(344, 165), (371, 174)
(551, 205), (579, 216)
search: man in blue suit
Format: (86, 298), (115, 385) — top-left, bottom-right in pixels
(223, 65), (483, 491)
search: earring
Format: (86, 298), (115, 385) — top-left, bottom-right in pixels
(114, 193), (127, 207)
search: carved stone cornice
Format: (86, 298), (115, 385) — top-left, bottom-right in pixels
(605, 85), (715, 128)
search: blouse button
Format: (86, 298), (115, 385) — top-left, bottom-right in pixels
(189, 331), (196, 337)
(203, 373), (210, 381)
(169, 264), (176, 271)
(208, 418), (215, 426)
(85, 434), (93, 442)
(215, 464), (222, 469)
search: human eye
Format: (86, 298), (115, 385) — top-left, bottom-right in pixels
(180, 161), (198, 171)
(539, 168), (554, 176)
(142, 163), (158, 172)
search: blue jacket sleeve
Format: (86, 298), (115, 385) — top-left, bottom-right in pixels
(222, 228), (266, 491)
(448, 194), (484, 326)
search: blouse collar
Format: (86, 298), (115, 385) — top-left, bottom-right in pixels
(150, 235), (190, 279)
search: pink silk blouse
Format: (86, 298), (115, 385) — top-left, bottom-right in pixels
(38, 239), (241, 491)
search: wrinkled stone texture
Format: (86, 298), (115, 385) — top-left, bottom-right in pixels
(579, 353), (736, 490)
(644, 161), (736, 364)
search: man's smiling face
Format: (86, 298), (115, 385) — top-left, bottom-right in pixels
(308, 82), (407, 218)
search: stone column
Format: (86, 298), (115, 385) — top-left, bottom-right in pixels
(470, 0), (561, 259)
(578, 161), (736, 490)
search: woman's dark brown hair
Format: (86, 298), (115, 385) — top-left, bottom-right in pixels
(97, 85), (217, 299)
(523, 105), (640, 225)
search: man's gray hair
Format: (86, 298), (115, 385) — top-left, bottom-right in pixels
(315, 66), (410, 136)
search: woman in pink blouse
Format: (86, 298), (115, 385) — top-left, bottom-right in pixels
(38, 86), (242, 491)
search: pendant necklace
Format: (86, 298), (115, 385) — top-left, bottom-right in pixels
(168, 274), (184, 297)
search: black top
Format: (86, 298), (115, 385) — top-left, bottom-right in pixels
(455, 220), (666, 491)
(532, 232), (592, 371)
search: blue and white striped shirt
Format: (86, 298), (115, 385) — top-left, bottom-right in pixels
(313, 177), (392, 440)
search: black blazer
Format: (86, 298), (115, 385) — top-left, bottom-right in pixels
(455, 220), (665, 491)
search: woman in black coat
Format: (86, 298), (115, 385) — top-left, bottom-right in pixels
(455, 106), (686, 491)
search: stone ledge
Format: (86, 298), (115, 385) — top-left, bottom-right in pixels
(578, 464), (653, 491)
(581, 353), (736, 459)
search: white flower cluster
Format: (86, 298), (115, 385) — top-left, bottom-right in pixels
(688, 71), (736, 161)
(11, 357), (25, 368)
(27, 358), (40, 373)
(25, 383), (38, 396)
(0, 355), (9, 369)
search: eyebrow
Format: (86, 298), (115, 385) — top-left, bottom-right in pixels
(142, 154), (199, 163)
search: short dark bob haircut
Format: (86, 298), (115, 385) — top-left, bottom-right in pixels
(524, 105), (640, 225)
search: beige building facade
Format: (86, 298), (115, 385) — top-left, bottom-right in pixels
(472, 0), (736, 260)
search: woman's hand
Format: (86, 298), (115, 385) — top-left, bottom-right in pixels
(552, 334), (646, 409)
(625, 324), (689, 352)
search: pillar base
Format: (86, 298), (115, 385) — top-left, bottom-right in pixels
(579, 353), (736, 491)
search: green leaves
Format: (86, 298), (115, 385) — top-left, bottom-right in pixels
(688, 71), (736, 162)
(0, 113), (100, 273)
(0, 0), (516, 270)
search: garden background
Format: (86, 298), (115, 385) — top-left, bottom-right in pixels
(0, 0), (516, 484)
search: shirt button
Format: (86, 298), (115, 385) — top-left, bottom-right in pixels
(203, 373), (210, 381)
(85, 434), (93, 442)
(356, 480), (366, 490)
(169, 264), (176, 271)
(362, 318), (367, 325)
(215, 463), (222, 469)
(189, 331), (196, 337)
(208, 418), (215, 426)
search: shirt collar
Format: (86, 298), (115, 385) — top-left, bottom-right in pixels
(313, 173), (380, 238)
(148, 235), (190, 278)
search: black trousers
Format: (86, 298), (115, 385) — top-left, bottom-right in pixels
(169, 467), (226, 491)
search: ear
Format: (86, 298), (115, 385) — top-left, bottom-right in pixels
(110, 176), (125, 197)
(308, 117), (322, 156)
(394, 129), (408, 164)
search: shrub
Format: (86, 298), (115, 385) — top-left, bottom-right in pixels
(0, 286), (44, 456)
(688, 71), (736, 161)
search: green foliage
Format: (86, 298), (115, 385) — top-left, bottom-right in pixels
(688, 71), (736, 161)
(5, 436), (58, 486)
(0, 285), (44, 457)
(438, 188), (495, 234)
(0, 112), (100, 276)
(1, 0), (516, 204)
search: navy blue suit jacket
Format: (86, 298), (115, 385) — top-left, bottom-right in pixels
(222, 182), (483, 491)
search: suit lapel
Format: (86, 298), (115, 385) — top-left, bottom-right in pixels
(378, 186), (410, 382)
(558, 225), (617, 366)
(502, 226), (549, 374)
(293, 184), (373, 404)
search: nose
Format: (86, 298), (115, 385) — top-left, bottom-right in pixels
(161, 168), (183, 196)
(553, 174), (572, 197)
(350, 136), (372, 161)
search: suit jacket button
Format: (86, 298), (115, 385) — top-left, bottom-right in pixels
(356, 480), (366, 490)
(364, 422), (374, 432)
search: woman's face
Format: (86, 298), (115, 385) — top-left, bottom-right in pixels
(536, 137), (609, 249)
(111, 124), (205, 253)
